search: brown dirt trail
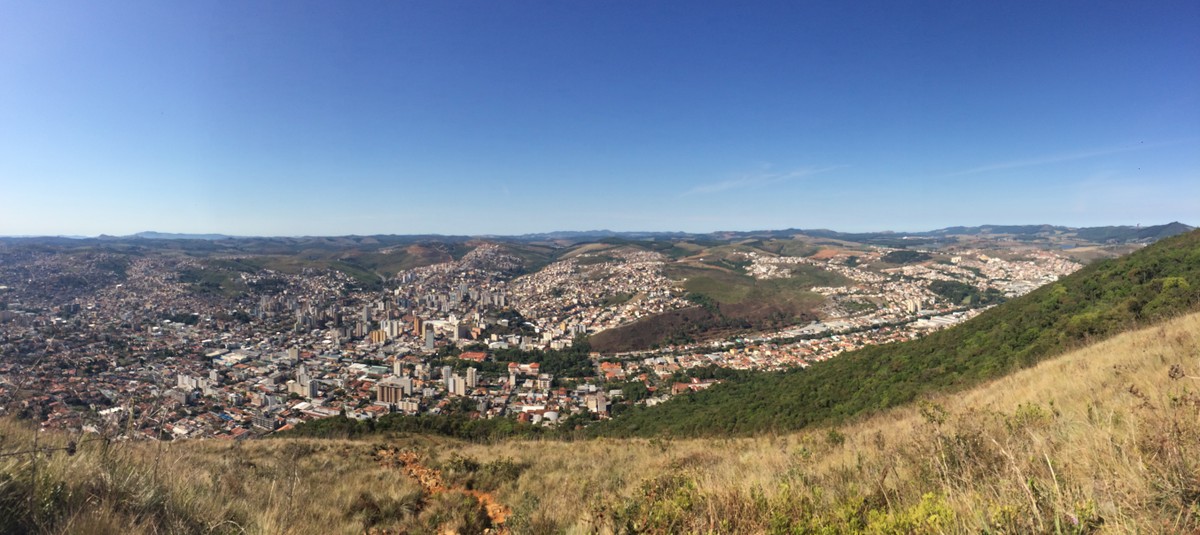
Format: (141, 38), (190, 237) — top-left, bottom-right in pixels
(375, 447), (511, 533)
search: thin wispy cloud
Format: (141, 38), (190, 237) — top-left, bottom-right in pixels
(684, 166), (845, 196)
(942, 140), (1185, 178)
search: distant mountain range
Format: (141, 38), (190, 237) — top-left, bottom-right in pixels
(125, 231), (237, 240)
(506, 221), (1190, 247)
(61, 222), (1190, 244)
(131, 220), (1190, 243)
(929, 221), (1195, 241)
(789, 222), (1194, 247)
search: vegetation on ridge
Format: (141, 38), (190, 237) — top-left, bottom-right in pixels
(594, 230), (1200, 437)
(3, 312), (1198, 533)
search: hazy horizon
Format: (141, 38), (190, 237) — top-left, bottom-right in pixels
(1, 220), (1193, 241)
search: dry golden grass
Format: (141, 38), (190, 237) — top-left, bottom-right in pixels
(3, 312), (1198, 533)
(451, 311), (1200, 533)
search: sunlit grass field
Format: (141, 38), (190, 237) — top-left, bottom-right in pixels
(3, 312), (1198, 533)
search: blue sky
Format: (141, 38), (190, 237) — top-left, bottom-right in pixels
(1, 1), (1197, 236)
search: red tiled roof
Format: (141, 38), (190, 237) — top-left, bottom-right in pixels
(459, 351), (488, 362)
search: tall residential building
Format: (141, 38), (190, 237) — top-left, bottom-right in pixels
(288, 379), (318, 398)
(586, 393), (609, 415)
(381, 319), (403, 338)
(177, 374), (198, 390)
(399, 399), (420, 414)
(466, 367), (477, 388)
(252, 411), (279, 431)
(449, 375), (466, 396)
(376, 376), (408, 405)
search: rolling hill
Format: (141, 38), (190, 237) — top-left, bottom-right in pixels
(594, 229), (1200, 437)
(3, 232), (1198, 533)
(4, 310), (1198, 533)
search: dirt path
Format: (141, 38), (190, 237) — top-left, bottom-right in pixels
(375, 447), (511, 533)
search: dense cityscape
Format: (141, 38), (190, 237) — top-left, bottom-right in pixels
(0, 233), (1087, 440)
(2, 2), (1195, 531)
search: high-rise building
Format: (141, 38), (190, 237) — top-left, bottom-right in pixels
(381, 319), (403, 338)
(252, 411), (279, 430)
(586, 393), (609, 415)
(466, 367), (477, 388)
(399, 399), (420, 413)
(376, 376), (407, 405)
(449, 375), (466, 396)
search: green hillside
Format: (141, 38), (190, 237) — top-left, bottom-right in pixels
(595, 229), (1200, 437)
(6, 313), (1199, 533)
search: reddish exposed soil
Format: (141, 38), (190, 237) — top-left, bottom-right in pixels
(590, 304), (818, 353)
(375, 447), (511, 534)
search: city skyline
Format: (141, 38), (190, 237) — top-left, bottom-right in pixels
(2, 1), (1198, 236)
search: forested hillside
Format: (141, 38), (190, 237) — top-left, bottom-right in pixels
(5, 313), (1199, 533)
(595, 230), (1200, 437)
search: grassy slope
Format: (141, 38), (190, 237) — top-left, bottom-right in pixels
(494, 242), (559, 274)
(181, 241), (510, 295)
(589, 244), (842, 352)
(746, 237), (822, 257)
(5, 312), (1198, 533)
(666, 245), (847, 308)
(596, 230), (1200, 437)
